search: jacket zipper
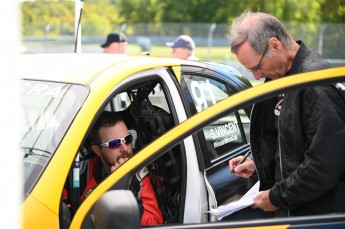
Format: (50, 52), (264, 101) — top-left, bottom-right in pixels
(250, 104), (261, 182)
(278, 115), (284, 182)
(277, 97), (290, 216)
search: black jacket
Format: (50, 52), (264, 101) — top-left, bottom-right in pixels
(250, 41), (345, 215)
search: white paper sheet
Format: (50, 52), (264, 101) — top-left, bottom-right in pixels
(207, 181), (260, 220)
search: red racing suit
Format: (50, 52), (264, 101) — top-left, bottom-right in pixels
(81, 156), (163, 225)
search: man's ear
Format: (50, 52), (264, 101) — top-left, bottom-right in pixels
(91, 144), (102, 157)
(269, 37), (282, 51)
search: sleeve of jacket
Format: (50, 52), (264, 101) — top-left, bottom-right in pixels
(139, 176), (163, 225)
(270, 85), (345, 209)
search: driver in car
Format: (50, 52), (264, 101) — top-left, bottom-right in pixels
(83, 111), (163, 225)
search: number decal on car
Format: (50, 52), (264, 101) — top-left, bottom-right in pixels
(190, 79), (216, 109)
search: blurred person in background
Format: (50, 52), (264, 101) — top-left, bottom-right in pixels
(101, 32), (128, 54)
(166, 35), (199, 60)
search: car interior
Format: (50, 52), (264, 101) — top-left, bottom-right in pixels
(61, 79), (185, 228)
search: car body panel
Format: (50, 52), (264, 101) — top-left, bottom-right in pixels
(171, 65), (182, 83)
(182, 136), (208, 223)
(22, 195), (59, 229)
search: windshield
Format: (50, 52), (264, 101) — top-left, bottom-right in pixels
(21, 80), (88, 197)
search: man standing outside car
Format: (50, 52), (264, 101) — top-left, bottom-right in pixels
(227, 10), (345, 219)
(166, 35), (199, 60)
(101, 32), (128, 54)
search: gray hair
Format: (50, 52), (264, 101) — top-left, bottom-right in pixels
(229, 10), (293, 55)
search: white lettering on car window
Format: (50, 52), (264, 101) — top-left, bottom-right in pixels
(190, 79), (216, 110)
(209, 121), (240, 148)
(22, 83), (62, 98)
(213, 135), (238, 148)
(210, 121), (239, 139)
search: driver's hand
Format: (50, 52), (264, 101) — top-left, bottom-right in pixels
(111, 157), (129, 172)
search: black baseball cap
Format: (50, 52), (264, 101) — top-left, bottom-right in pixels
(101, 32), (127, 48)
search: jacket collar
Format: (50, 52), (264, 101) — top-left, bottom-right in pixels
(286, 40), (311, 76)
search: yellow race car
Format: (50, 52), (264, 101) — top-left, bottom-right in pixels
(20, 53), (254, 228)
(20, 53), (345, 229)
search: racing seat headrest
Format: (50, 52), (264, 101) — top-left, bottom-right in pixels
(128, 98), (174, 148)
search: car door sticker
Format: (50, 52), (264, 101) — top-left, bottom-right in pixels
(22, 82), (63, 98)
(210, 121), (239, 148)
(190, 79), (216, 109)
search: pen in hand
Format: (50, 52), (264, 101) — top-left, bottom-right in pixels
(231, 150), (251, 174)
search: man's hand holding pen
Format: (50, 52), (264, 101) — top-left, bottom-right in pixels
(229, 151), (256, 178)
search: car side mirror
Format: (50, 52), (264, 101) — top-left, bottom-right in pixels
(91, 190), (140, 229)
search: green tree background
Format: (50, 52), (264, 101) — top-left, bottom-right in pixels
(21, 0), (345, 36)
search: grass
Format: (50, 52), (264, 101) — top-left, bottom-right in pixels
(126, 44), (237, 63)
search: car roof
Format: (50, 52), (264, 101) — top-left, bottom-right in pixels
(19, 53), (182, 84)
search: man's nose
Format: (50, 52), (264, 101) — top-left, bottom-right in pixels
(118, 141), (128, 151)
(253, 71), (263, 80)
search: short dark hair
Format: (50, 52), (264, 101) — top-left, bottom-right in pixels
(88, 111), (124, 145)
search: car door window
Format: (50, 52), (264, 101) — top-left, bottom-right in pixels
(183, 75), (228, 112)
(239, 108), (250, 142)
(179, 73), (253, 213)
(182, 74), (249, 161)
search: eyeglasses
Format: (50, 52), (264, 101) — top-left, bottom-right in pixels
(248, 44), (269, 73)
(98, 134), (133, 149)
